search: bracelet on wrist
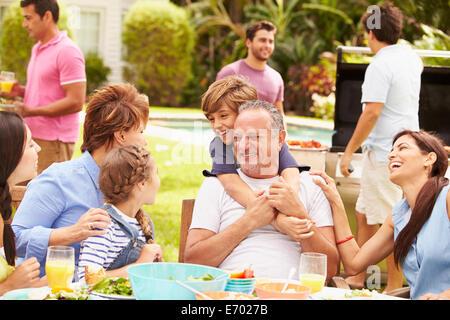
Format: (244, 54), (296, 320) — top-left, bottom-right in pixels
(336, 235), (354, 245)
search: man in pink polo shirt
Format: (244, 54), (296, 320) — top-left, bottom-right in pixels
(5, 0), (86, 173)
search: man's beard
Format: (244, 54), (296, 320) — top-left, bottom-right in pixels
(250, 47), (271, 62)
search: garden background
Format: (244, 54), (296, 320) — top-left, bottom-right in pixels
(1, 0), (449, 262)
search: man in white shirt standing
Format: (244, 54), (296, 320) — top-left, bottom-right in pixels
(185, 100), (339, 280)
(339, 2), (423, 292)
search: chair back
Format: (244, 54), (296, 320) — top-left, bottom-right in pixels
(178, 199), (195, 263)
(11, 186), (26, 212)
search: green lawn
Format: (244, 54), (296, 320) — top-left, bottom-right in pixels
(150, 106), (204, 114)
(143, 137), (211, 262)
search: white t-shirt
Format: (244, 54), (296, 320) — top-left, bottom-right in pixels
(361, 44), (422, 162)
(190, 170), (333, 279)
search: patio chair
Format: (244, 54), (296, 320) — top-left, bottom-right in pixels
(11, 185), (26, 211)
(178, 199), (195, 263)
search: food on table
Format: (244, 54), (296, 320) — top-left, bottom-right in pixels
(286, 139), (326, 149)
(444, 146), (450, 153)
(320, 288), (378, 300)
(92, 277), (133, 296)
(344, 289), (375, 298)
(187, 273), (214, 281)
(85, 265), (106, 286)
(229, 267), (254, 279)
(44, 286), (90, 300)
(0, 97), (15, 105)
(28, 285), (90, 300)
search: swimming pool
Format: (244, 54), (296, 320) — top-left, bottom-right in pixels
(148, 118), (334, 147)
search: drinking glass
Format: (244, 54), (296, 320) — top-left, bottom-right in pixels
(299, 252), (327, 293)
(0, 71), (15, 93)
(46, 246), (75, 293)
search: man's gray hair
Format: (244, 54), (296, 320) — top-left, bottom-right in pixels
(238, 100), (285, 130)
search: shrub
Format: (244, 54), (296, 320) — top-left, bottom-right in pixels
(310, 92), (335, 120)
(285, 59), (335, 118)
(400, 24), (450, 67)
(85, 51), (111, 96)
(0, 1), (73, 85)
(122, 0), (195, 107)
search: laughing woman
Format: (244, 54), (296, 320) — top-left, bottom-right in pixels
(0, 111), (46, 296)
(311, 130), (449, 300)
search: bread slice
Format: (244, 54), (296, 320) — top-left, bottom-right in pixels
(85, 265), (106, 286)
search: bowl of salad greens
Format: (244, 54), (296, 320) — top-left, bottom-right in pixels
(127, 262), (229, 300)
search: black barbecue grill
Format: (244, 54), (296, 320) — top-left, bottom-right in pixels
(332, 46), (450, 152)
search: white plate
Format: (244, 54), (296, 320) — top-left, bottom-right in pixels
(1, 286), (101, 300)
(1, 288), (41, 300)
(310, 287), (405, 300)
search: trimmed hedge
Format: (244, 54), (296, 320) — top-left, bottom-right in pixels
(122, 0), (195, 107)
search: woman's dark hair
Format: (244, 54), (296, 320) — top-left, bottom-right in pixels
(393, 130), (449, 266)
(20, 0), (59, 23)
(0, 111), (27, 266)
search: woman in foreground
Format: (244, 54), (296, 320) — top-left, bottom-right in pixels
(0, 111), (46, 295)
(312, 130), (449, 300)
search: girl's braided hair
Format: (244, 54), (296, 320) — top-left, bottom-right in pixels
(99, 145), (154, 241)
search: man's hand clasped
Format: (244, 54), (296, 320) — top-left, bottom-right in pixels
(245, 177), (317, 242)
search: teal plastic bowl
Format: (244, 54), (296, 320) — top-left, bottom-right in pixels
(127, 263), (229, 300)
(225, 283), (256, 295)
(227, 278), (256, 285)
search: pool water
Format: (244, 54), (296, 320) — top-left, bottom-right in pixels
(149, 118), (334, 147)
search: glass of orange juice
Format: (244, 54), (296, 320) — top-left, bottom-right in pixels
(46, 246), (75, 293)
(0, 71), (15, 93)
(299, 252), (327, 294)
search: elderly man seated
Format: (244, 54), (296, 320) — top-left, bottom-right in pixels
(184, 100), (338, 279)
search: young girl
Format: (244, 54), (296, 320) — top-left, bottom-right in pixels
(78, 145), (162, 280)
(0, 111), (45, 295)
(201, 75), (309, 219)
